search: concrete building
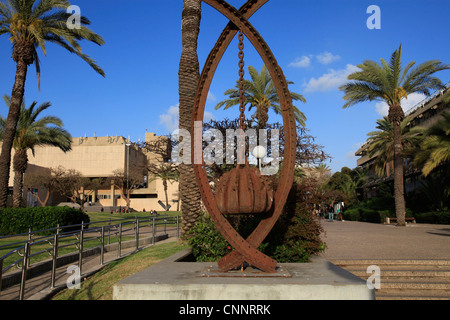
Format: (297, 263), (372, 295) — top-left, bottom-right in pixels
(7, 132), (179, 212)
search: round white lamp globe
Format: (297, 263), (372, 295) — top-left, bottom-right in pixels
(252, 146), (267, 159)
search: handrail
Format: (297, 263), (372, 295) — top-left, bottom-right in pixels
(0, 214), (181, 300)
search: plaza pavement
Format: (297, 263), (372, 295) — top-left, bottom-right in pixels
(319, 219), (450, 261)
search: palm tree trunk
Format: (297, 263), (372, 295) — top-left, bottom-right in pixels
(392, 122), (406, 226)
(256, 104), (269, 129)
(0, 60), (29, 207)
(12, 149), (28, 208)
(179, 0), (202, 237)
(162, 179), (169, 208)
(389, 104), (406, 226)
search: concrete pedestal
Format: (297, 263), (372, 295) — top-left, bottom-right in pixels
(113, 249), (375, 300)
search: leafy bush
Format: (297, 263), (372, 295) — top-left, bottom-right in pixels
(186, 215), (231, 262)
(414, 211), (450, 224)
(263, 201), (325, 263)
(342, 208), (360, 221)
(0, 206), (90, 236)
(187, 182), (325, 263)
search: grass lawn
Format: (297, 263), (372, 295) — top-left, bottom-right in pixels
(87, 210), (181, 225)
(52, 241), (188, 300)
(0, 211), (181, 275)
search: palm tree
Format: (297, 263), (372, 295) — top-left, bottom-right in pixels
(178, 0), (202, 237)
(414, 110), (450, 177)
(0, 0), (105, 207)
(339, 44), (449, 226)
(367, 116), (422, 177)
(148, 163), (179, 210)
(215, 65), (307, 128)
(314, 163), (332, 185)
(0, 95), (72, 207)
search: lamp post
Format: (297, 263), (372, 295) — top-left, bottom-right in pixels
(252, 146), (267, 172)
(126, 142), (131, 211)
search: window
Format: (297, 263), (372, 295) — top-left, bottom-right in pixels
(129, 194), (158, 199)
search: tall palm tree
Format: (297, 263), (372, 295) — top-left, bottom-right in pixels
(215, 65), (307, 128)
(0, 0), (105, 207)
(178, 0), (202, 237)
(147, 162), (179, 210)
(339, 44), (449, 226)
(0, 95), (72, 207)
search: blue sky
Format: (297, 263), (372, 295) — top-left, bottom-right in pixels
(1, 0), (449, 173)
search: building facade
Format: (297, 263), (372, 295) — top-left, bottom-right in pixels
(7, 132), (179, 212)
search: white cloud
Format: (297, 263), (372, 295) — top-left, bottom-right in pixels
(207, 92), (216, 103)
(346, 142), (364, 160)
(204, 111), (214, 123)
(288, 55), (311, 68)
(375, 92), (427, 117)
(159, 104), (180, 133)
(159, 104), (215, 133)
(289, 52), (341, 68)
(303, 64), (360, 93)
(316, 52), (341, 65)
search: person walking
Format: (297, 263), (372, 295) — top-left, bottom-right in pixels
(328, 205), (334, 222)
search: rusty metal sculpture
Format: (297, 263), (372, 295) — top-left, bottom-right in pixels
(191, 0), (297, 273)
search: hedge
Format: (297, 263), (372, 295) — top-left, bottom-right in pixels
(343, 207), (450, 224)
(342, 208), (390, 223)
(0, 206), (90, 236)
(342, 208), (413, 223)
(414, 211), (450, 225)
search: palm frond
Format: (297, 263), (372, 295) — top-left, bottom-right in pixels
(340, 45), (450, 111)
(402, 60), (450, 94)
(1, 94), (72, 152)
(1, 0), (105, 84)
(340, 81), (385, 108)
(215, 65), (306, 126)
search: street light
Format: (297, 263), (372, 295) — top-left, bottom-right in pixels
(126, 142), (131, 206)
(252, 146), (267, 172)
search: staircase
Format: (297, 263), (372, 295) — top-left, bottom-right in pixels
(332, 260), (450, 300)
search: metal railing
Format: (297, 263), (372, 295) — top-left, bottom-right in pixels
(0, 214), (180, 300)
(405, 81), (450, 116)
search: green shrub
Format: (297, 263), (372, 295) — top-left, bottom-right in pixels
(187, 182), (326, 264)
(0, 206), (90, 236)
(414, 211), (450, 224)
(186, 215), (231, 262)
(358, 208), (379, 223)
(264, 203), (325, 263)
(344, 195), (406, 223)
(342, 208), (360, 221)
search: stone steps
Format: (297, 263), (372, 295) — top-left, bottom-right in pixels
(332, 260), (450, 300)
(376, 289), (450, 300)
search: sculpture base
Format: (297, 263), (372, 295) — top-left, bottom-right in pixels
(113, 249), (375, 300)
(199, 264), (292, 278)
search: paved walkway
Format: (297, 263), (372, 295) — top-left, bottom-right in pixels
(319, 220), (450, 261)
(0, 228), (178, 301)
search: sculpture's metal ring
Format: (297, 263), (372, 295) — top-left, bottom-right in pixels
(191, 0), (297, 272)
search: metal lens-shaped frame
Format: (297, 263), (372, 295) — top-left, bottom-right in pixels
(191, 0), (297, 273)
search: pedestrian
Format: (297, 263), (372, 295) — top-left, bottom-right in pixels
(328, 205), (334, 222)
